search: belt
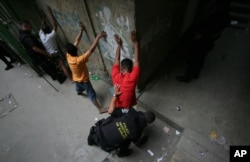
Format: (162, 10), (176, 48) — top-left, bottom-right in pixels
(116, 107), (130, 113)
(74, 81), (89, 83)
(121, 109), (129, 113)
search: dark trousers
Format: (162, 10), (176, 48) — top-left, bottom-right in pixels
(34, 56), (63, 80)
(118, 140), (131, 154)
(0, 48), (15, 67)
(185, 38), (214, 78)
(0, 54), (12, 66)
(88, 125), (115, 153)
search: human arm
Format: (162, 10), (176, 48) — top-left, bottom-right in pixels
(84, 31), (107, 58)
(131, 31), (139, 66)
(114, 34), (122, 65)
(41, 12), (46, 30)
(21, 34), (51, 57)
(108, 84), (122, 114)
(73, 22), (85, 47)
(131, 118), (148, 147)
(133, 135), (149, 147)
(32, 46), (51, 57)
(47, 6), (57, 31)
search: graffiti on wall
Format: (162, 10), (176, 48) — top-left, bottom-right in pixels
(95, 6), (132, 61)
(52, 9), (89, 43)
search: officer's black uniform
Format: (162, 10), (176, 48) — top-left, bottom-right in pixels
(88, 109), (147, 156)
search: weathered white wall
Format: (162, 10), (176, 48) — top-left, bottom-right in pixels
(86, 0), (135, 77)
(34, 0), (198, 89)
(35, 0), (102, 77)
(35, 0), (135, 79)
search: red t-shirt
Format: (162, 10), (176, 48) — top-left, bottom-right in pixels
(112, 64), (140, 108)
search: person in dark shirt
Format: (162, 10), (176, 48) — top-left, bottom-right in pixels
(88, 85), (155, 157)
(176, 0), (230, 83)
(19, 20), (66, 84)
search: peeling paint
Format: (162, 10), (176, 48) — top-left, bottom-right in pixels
(52, 9), (89, 43)
(96, 6), (131, 61)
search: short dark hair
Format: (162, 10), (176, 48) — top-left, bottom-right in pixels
(121, 58), (133, 72)
(66, 43), (77, 56)
(20, 20), (31, 30)
(20, 20), (30, 26)
(144, 111), (155, 123)
(41, 24), (51, 34)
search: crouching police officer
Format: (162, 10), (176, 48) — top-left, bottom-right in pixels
(87, 109), (155, 157)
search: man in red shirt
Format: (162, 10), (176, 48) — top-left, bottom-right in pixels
(110, 31), (140, 117)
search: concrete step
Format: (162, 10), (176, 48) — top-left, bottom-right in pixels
(169, 127), (229, 162)
(230, 12), (250, 20)
(231, 1), (250, 10)
(231, 0), (250, 6)
(230, 1), (250, 19)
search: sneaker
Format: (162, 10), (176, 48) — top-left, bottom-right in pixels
(77, 92), (83, 95)
(5, 65), (14, 70)
(117, 149), (133, 157)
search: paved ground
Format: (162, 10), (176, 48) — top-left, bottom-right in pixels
(1, 22), (250, 162)
(139, 22), (250, 161)
(0, 62), (181, 162)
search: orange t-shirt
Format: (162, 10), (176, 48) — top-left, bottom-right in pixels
(67, 53), (89, 82)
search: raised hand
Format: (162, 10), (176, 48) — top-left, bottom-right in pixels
(79, 21), (85, 31)
(131, 30), (137, 43)
(114, 84), (122, 96)
(98, 31), (107, 39)
(114, 34), (122, 45)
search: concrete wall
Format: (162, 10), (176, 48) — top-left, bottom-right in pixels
(36, 0), (136, 80)
(135, 0), (189, 89)
(85, 0), (135, 77)
(2, 0), (206, 89)
(36, 0), (107, 77)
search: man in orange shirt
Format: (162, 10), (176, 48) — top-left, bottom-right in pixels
(66, 22), (107, 114)
(109, 31), (140, 117)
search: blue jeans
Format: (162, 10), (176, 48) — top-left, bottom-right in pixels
(75, 81), (97, 102)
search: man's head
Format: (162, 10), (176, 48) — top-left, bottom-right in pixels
(144, 111), (155, 124)
(41, 24), (51, 34)
(66, 43), (78, 56)
(121, 58), (133, 73)
(20, 20), (32, 32)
